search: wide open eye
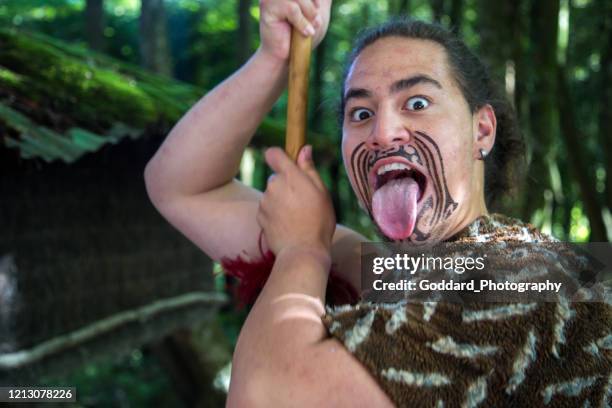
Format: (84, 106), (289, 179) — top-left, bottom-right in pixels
(350, 108), (374, 122)
(405, 96), (430, 111)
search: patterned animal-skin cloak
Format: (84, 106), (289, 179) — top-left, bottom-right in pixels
(322, 214), (612, 408)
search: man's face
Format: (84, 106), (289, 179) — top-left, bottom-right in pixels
(342, 37), (482, 242)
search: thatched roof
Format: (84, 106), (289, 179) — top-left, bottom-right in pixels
(0, 29), (334, 163)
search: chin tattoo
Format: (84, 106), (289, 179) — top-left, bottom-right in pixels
(349, 131), (458, 242)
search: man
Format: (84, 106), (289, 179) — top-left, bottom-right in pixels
(145, 1), (611, 406)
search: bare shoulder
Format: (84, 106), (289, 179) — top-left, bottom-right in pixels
(236, 337), (395, 407)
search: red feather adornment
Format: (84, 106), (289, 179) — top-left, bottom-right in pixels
(221, 236), (360, 308)
(221, 248), (277, 309)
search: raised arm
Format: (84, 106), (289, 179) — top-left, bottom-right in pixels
(144, 0), (330, 261)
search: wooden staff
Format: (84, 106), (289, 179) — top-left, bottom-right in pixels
(285, 27), (312, 162)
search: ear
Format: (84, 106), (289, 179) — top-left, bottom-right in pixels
(472, 104), (496, 160)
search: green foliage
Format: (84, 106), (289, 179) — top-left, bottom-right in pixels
(40, 350), (181, 407)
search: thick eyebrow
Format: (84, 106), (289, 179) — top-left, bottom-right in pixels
(344, 88), (372, 104)
(344, 74), (443, 105)
(390, 74), (442, 93)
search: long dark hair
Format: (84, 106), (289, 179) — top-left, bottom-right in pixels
(339, 18), (525, 209)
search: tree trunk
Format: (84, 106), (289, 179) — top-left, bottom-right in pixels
(521, 0), (559, 221)
(361, 3), (371, 26)
(431, 0), (445, 23)
(84, 0), (105, 51)
(476, 0), (524, 212)
(139, 0), (173, 76)
(509, 0), (528, 115)
(476, 0), (514, 83)
(557, 68), (608, 241)
(398, 0), (411, 15)
(236, 0), (253, 66)
(506, 0), (530, 218)
(448, 0), (463, 33)
(598, 0), (612, 211)
(389, 0), (411, 16)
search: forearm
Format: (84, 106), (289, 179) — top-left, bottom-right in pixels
(242, 246), (330, 348)
(229, 248), (331, 402)
(144, 48), (288, 201)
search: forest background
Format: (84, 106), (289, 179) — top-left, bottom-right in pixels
(1, 0), (610, 406)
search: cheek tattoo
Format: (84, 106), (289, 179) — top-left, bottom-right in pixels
(349, 142), (375, 216)
(349, 131), (458, 241)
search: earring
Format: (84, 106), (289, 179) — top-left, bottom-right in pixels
(479, 148), (488, 160)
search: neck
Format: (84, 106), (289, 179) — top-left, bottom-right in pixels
(442, 168), (489, 240)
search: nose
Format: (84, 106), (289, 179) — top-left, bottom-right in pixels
(366, 107), (411, 149)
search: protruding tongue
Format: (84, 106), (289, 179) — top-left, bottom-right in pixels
(372, 177), (419, 240)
